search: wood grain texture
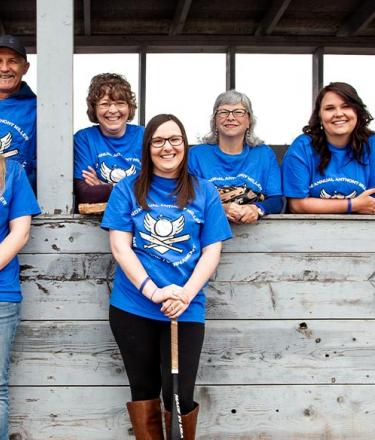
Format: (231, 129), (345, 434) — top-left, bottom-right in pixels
(24, 218), (375, 253)
(12, 216), (375, 438)
(9, 320), (375, 386)
(9, 385), (375, 439)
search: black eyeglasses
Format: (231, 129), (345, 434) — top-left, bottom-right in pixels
(150, 136), (184, 148)
(216, 109), (249, 118)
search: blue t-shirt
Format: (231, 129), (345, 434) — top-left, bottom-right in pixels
(0, 82), (37, 189)
(188, 143), (282, 207)
(282, 134), (375, 199)
(0, 160), (40, 302)
(101, 174), (232, 323)
(74, 124), (144, 184)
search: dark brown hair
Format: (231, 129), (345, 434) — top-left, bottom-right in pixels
(303, 82), (373, 173)
(86, 73), (137, 123)
(135, 114), (195, 209)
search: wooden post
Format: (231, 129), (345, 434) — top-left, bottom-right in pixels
(36, 0), (74, 215)
(226, 47), (236, 90)
(312, 47), (324, 106)
(138, 49), (146, 126)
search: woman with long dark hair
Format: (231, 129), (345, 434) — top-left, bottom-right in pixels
(0, 156), (40, 438)
(101, 114), (232, 439)
(282, 82), (375, 213)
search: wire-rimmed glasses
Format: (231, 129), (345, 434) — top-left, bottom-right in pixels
(215, 109), (249, 119)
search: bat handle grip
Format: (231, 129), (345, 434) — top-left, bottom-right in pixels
(171, 319), (178, 373)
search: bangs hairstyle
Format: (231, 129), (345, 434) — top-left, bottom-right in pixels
(86, 73), (137, 123)
(0, 156), (5, 193)
(202, 89), (263, 146)
(303, 81), (374, 173)
(135, 114), (196, 210)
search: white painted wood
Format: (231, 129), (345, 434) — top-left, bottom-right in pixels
(216, 253), (375, 282)
(9, 320), (375, 386)
(36, 0), (74, 214)
(21, 280), (110, 320)
(20, 254), (114, 280)
(207, 280), (375, 319)
(13, 216), (375, 438)
(9, 385), (375, 439)
(24, 218), (375, 253)
(19, 252), (375, 281)
(19, 279), (375, 320)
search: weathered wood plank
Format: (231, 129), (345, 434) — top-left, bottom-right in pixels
(19, 279), (375, 320)
(207, 280), (375, 319)
(19, 252), (375, 282)
(226, 219), (375, 253)
(25, 218), (375, 253)
(21, 280), (110, 320)
(9, 320), (375, 386)
(19, 254), (114, 280)
(9, 385), (375, 439)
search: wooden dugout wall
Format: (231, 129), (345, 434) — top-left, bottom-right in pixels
(7, 214), (375, 439)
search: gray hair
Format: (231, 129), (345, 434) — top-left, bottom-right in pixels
(202, 90), (263, 146)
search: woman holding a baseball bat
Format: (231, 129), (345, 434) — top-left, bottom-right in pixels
(0, 156), (40, 438)
(101, 114), (232, 439)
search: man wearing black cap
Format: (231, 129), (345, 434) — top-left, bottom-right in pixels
(0, 35), (37, 190)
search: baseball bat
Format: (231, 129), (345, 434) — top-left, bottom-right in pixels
(171, 318), (184, 439)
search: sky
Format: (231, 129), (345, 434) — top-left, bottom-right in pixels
(24, 53), (375, 146)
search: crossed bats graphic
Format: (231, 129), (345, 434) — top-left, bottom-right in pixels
(140, 213), (190, 254)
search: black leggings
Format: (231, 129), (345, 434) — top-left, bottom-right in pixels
(109, 306), (205, 414)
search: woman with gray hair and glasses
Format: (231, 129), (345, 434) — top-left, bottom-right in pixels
(189, 90), (283, 223)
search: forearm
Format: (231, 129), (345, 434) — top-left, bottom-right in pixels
(288, 197), (349, 214)
(183, 242), (222, 301)
(110, 238), (157, 297)
(74, 179), (113, 204)
(0, 228), (30, 270)
(257, 195), (283, 214)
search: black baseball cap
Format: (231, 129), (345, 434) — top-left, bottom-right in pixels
(0, 35), (27, 60)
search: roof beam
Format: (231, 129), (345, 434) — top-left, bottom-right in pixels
(71, 34), (375, 54)
(337, 0), (375, 36)
(169, 0), (193, 36)
(255, 0), (292, 36)
(83, 0), (91, 36)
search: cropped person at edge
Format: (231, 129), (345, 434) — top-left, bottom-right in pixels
(282, 82), (375, 214)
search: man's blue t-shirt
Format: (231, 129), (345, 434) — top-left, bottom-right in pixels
(0, 82), (37, 189)
(74, 124), (144, 184)
(282, 134), (375, 199)
(188, 143), (282, 209)
(101, 174), (232, 323)
(0, 160), (40, 302)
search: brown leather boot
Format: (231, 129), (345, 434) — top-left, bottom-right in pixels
(164, 402), (199, 440)
(126, 398), (164, 439)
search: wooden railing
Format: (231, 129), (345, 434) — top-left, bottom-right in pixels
(9, 215), (375, 439)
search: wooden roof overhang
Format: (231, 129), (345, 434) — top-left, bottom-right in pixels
(1, 0), (375, 54)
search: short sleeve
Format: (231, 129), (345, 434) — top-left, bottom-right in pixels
(264, 147), (282, 196)
(188, 146), (202, 177)
(9, 164), (41, 221)
(74, 129), (93, 180)
(100, 180), (133, 232)
(282, 139), (312, 198)
(368, 136), (375, 190)
(199, 181), (232, 248)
